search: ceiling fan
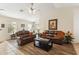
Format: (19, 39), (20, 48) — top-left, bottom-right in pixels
(29, 3), (39, 15)
(19, 3), (39, 15)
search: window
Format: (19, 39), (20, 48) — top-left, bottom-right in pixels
(27, 24), (32, 31)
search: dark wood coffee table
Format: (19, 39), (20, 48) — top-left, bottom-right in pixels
(34, 37), (53, 51)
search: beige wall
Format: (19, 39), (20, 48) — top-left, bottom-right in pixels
(39, 7), (73, 33)
(0, 18), (9, 42)
(0, 15), (31, 42)
(39, 7), (57, 32)
(39, 7), (79, 43)
(55, 7), (73, 33)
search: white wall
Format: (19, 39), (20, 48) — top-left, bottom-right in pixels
(0, 15), (31, 42)
(73, 8), (79, 43)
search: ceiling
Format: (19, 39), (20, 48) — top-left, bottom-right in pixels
(0, 3), (79, 22)
(54, 3), (79, 8)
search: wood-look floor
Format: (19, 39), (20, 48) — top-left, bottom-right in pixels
(8, 40), (77, 55)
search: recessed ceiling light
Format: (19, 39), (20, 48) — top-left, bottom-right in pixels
(20, 9), (24, 12)
(0, 9), (5, 11)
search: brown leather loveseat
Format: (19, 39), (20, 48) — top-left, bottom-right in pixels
(16, 30), (35, 46)
(40, 30), (65, 44)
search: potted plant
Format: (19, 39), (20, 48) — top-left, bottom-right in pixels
(65, 31), (74, 44)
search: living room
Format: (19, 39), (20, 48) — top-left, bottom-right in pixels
(0, 3), (79, 55)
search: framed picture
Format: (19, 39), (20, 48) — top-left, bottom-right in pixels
(1, 24), (5, 28)
(21, 24), (25, 28)
(49, 19), (57, 30)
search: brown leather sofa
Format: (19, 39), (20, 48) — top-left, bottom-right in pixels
(16, 30), (35, 46)
(40, 30), (65, 44)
